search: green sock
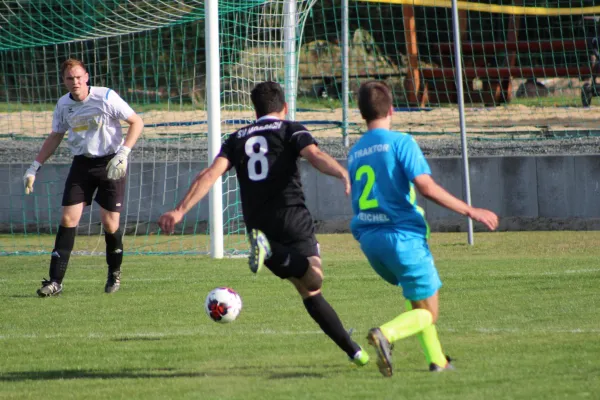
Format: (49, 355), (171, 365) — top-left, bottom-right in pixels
(404, 301), (447, 367)
(379, 308), (433, 343)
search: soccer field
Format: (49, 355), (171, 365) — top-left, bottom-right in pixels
(1, 232), (599, 400)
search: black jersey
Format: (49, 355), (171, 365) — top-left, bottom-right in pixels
(217, 117), (317, 225)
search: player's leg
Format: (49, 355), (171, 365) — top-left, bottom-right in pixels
(37, 203), (84, 297)
(376, 294), (436, 344)
(255, 232), (368, 365)
(249, 206), (368, 365)
(248, 206), (314, 275)
(100, 208), (123, 293)
(359, 247), (396, 377)
(38, 157), (92, 297)
(288, 256), (368, 366)
(95, 157), (126, 293)
(376, 291), (448, 370)
(405, 297), (452, 371)
(362, 233), (444, 376)
(248, 228), (271, 274)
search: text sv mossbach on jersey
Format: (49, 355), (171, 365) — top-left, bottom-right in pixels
(236, 121), (283, 138)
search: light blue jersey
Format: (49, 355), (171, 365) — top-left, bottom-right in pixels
(348, 128), (431, 241)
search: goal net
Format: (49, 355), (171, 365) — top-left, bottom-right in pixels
(0, 0), (316, 255)
(300, 0), (600, 138)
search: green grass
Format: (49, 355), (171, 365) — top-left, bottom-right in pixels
(296, 97), (343, 110)
(0, 93), (584, 114)
(0, 102), (206, 113)
(423, 94), (582, 109)
(0, 97), (344, 113)
(1, 232), (599, 399)
(510, 94), (582, 108)
(0, 102), (56, 112)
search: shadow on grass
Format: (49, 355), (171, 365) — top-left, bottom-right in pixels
(437, 243), (469, 247)
(0, 369), (204, 381)
(112, 337), (162, 342)
(0, 365), (346, 381)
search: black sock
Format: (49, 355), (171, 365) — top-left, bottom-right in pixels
(49, 225), (76, 284)
(105, 229), (123, 273)
(265, 241), (309, 278)
(303, 293), (360, 358)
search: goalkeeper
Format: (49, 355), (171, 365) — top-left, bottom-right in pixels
(24, 58), (144, 297)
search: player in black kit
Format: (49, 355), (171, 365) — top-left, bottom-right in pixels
(158, 81), (369, 367)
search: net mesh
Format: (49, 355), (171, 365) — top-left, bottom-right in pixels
(3, 0), (599, 255)
(0, 0), (316, 255)
(300, 0), (600, 138)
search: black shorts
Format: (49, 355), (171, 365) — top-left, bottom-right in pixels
(62, 154), (125, 212)
(247, 205), (320, 259)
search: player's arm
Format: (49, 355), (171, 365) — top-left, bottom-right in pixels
(158, 156), (231, 233)
(122, 113), (144, 149)
(35, 131), (66, 164)
(105, 89), (144, 179)
(413, 174), (499, 231)
(106, 112), (144, 180)
(106, 90), (144, 151)
(23, 131), (66, 194)
(300, 144), (350, 196)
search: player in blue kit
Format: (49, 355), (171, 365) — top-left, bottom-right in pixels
(348, 81), (498, 377)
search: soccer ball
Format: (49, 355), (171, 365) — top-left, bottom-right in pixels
(204, 287), (243, 323)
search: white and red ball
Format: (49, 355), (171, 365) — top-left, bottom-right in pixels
(204, 287), (242, 323)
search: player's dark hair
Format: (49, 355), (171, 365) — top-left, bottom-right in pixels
(60, 58), (87, 78)
(358, 80), (393, 123)
(251, 81), (286, 118)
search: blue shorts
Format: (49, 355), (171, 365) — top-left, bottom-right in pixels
(358, 232), (442, 301)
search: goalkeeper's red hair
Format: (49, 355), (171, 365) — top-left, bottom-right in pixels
(60, 58), (87, 78)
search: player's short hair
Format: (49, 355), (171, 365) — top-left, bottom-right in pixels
(60, 58), (87, 78)
(358, 80), (393, 123)
(251, 81), (285, 118)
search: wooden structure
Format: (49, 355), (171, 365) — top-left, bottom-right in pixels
(402, 3), (592, 106)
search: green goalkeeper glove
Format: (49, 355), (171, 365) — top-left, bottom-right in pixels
(106, 146), (131, 180)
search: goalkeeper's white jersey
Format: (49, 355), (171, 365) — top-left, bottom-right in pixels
(52, 86), (134, 157)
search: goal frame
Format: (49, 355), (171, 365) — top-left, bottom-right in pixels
(205, 0), (304, 258)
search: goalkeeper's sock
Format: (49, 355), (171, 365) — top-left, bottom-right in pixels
(404, 301), (448, 367)
(303, 293), (361, 358)
(379, 308), (433, 343)
(49, 225), (76, 284)
(105, 229), (123, 274)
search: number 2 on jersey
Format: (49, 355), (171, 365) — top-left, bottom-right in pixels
(355, 165), (379, 210)
(245, 136), (269, 181)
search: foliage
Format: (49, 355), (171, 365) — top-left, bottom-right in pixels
(0, 0), (595, 105)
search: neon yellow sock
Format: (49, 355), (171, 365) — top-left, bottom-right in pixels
(379, 308), (433, 343)
(404, 301), (447, 367)
(418, 324), (447, 367)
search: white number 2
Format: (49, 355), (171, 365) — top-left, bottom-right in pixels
(245, 136), (269, 181)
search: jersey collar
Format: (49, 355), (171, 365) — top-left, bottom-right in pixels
(256, 115), (280, 122)
(69, 86), (92, 102)
(366, 127), (390, 135)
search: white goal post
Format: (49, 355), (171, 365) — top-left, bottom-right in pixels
(206, 0), (316, 258)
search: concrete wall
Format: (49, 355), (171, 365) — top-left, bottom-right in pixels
(3, 155), (600, 233)
(307, 155), (600, 232)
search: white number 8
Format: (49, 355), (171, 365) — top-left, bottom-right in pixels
(245, 136), (269, 181)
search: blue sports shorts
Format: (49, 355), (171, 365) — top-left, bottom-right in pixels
(358, 231), (442, 301)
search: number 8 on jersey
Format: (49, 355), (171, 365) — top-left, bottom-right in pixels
(245, 136), (269, 181)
